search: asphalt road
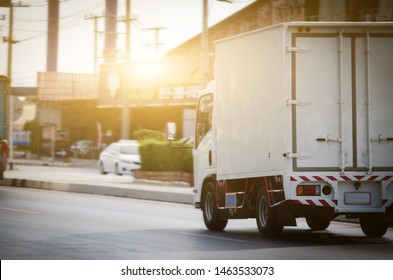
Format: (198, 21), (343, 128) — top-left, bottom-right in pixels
(1, 186), (393, 260)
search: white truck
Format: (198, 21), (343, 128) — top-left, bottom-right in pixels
(179, 22), (393, 238)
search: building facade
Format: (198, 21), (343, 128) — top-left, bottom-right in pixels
(31, 0), (392, 152)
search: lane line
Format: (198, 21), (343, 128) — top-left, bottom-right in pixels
(0, 207), (38, 214)
(179, 231), (250, 243)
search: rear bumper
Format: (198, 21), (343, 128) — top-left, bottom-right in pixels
(288, 174), (393, 213)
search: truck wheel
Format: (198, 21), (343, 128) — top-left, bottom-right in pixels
(306, 215), (330, 231)
(360, 214), (388, 238)
(202, 182), (228, 231)
(255, 188), (283, 236)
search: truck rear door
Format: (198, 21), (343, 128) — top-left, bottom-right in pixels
(291, 25), (393, 172)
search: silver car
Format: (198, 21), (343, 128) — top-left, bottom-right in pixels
(71, 140), (94, 158)
(99, 140), (141, 175)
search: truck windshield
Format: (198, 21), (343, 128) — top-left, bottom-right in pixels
(195, 93), (213, 148)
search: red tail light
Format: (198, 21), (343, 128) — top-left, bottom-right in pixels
(297, 185), (321, 196)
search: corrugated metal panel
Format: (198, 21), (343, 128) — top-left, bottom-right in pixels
(377, 0), (393, 21)
(37, 72), (98, 101)
(319, 0), (346, 21)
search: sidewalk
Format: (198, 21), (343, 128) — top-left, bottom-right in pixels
(3, 157), (195, 205)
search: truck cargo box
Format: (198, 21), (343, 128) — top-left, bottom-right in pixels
(214, 22), (393, 180)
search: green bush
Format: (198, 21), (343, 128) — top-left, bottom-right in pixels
(133, 129), (166, 142)
(139, 139), (193, 172)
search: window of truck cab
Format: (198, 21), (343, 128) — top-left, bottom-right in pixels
(195, 93), (213, 148)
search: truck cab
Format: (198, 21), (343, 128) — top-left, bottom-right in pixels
(193, 81), (215, 208)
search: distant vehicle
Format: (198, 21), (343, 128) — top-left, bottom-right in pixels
(70, 140), (94, 158)
(99, 140), (141, 175)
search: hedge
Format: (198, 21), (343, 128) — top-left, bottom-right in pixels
(133, 129), (166, 142)
(138, 139), (193, 173)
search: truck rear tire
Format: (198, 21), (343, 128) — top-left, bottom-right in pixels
(360, 214), (388, 238)
(255, 188), (283, 237)
(306, 215), (331, 231)
(202, 182), (228, 231)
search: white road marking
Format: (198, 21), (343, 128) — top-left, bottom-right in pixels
(0, 207), (38, 214)
(179, 231), (250, 243)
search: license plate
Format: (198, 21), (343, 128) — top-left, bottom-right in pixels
(344, 192), (371, 205)
(226, 193), (237, 208)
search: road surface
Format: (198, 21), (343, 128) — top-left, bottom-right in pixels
(1, 186), (393, 260)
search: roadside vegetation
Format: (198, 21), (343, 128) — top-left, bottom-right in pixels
(134, 129), (193, 173)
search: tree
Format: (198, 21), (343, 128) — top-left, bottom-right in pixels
(23, 119), (39, 154)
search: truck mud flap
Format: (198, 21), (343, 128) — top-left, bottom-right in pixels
(276, 201), (297, 227)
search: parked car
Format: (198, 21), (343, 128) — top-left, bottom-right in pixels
(99, 140), (141, 175)
(70, 140), (94, 158)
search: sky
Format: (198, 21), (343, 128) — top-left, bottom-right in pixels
(0, 0), (254, 87)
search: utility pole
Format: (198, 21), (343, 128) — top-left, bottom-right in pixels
(143, 27), (165, 59)
(47, 0), (59, 72)
(125, 0), (131, 61)
(4, 1), (29, 166)
(122, 0), (131, 139)
(201, 0), (209, 88)
(85, 14), (105, 74)
(119, 0), (133, 139)
(104, 0), (117, 63)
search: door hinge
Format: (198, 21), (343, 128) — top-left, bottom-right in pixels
(283, 153), (312, 159)
(286, 99), (311, 106)
(371, 134), (393, 143)
(316, 135), (342, 143)
(286, 46), (311, 53)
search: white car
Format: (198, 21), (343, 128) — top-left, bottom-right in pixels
(99, 140), (141, 175)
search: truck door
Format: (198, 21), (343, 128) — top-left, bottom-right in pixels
(193, 93), (214, 192)
(292, 29), (393, 172)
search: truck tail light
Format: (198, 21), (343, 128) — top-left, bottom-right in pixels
(297, 185), (321, 196)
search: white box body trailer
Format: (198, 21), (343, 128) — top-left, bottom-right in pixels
(192, 22), (393, 237)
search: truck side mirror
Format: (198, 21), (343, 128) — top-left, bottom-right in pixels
(167, 122), (176, 141)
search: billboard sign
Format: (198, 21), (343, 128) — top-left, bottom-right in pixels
(98, 58), (201, 107)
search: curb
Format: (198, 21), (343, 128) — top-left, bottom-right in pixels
(9, 159), (73, 168)
(2, 178), (195, 205)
